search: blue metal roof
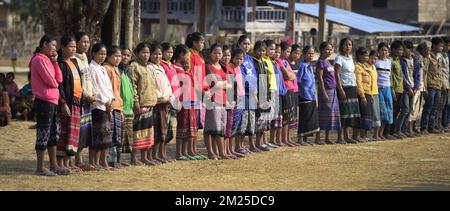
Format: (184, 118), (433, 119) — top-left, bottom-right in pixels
(267, 1), (422, 33)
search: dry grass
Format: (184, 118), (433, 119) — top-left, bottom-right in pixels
(0, 73), (449, 191)
(1, 119), (450, 191)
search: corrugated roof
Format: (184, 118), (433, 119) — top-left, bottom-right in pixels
(267, 1), (422, 33)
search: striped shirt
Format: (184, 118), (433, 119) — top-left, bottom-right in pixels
(375, 58), (392, 88)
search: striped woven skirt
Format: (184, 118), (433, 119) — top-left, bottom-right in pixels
(121, 114), (134, 153)
(91, 109), (112, 150)
(177, 106), (198, 139)
(57, 98), (81, 157)
(318, 89), (341, 131)
(298, 99), (320, 137)
(339, 86), (361, 128)
(111, 109), (122, 147)
(132, 107), (154, 150)
(282, 90), (298, 128)
(359, 94), (374, 130)
(225, 109), (234, 138)
(79, 103), (92, 149)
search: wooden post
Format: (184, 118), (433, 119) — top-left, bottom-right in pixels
(124, 0), (134, 49)
(286, 0), (296, 42)
(250, 0), (256, 22)
(328, 21), (333, 37)
(318, 0), (327, 42)
(160, 0), (168, 41)
(111, 0), (122, 46)
(133, 0), (141, 46)
(197, 0), (206, 33)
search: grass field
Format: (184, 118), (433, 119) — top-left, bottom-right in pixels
(0, 70), (449, 191)
(0, 119), (449, 191)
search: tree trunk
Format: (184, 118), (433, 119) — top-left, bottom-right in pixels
(160, 0), (168, 42)
(39, 0), (111, 42)
(123, 0), (134, 49)
(133, 0), (141, 46)
(111, 0), (122, 46)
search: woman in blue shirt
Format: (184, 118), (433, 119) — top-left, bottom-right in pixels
(297, 46), (320, 145)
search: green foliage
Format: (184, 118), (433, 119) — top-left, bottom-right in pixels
(9, 0), (41, 22)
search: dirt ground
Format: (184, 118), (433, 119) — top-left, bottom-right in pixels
(0, 71), (449, 191)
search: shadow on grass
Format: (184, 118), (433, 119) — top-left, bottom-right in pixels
(0, 159), (36, 176)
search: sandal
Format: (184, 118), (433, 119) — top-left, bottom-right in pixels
(36, 169), (58, 177)
(80, 164), (96, 171)
(51, 167), (71, 175)
(69, 166), (83, 173)
(176, 155), (190, 161)
(130, 160), (144, 166)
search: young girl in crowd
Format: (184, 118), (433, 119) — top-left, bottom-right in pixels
(355, 47), (377, 142)
(205, 44), (231, 159)
(269, 43), (286, 148)
(297, 46), (320, 144)
(236, 35), (257, 155)
(104, 46), (124, 168)
(160, 42), (178, 162)
(149, 43), (175, 164)
(228, 48), (246, 158)
(73, 32), (95, 171)
(316, 42), (342, 144)
(57, 34), (83, 173)
(90, 43), (115, 170)
(119, 47), (134, 164)
(129, 43), (158, 166)
(277, 42), (299, 147)
(173, 44), (198, 160)
(335, 38), (360, 144)
(369, 50), (382, 140)
(252, 41), (271, 152)
(375, 42), (394, 140)
(5, 72), (19, 118)
(186, 32), (209, 160)
(220, 45), (239, 159)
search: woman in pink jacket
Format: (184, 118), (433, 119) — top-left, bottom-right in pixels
(30, 35), (68, 176)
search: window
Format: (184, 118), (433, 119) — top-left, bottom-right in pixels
(373, 0), (387, 8)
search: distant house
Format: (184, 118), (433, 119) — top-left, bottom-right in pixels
(352, 0), (450, 34)
(140, 0), (352, 42)
(0, 0), (12, 29)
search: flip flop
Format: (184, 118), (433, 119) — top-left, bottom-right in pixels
(176, 155), (190, 161)
(51, 167), (71, 175)
(36, 169), (58, 177)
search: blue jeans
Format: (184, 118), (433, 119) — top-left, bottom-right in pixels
(421, 88), (441, 131)
(394, 93), (411, 133)
(442, 93), (450, 128)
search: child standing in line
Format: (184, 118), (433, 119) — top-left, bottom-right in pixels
(149, 43), (175, 164)
(269, 43), (286, 148)
(297, 46), (320, 144)
(160, 42), (179, 162)
(118, 47), (133, 166)
(375, 42), (394, 140)
(235, 35), (257, 155)
(205, 44), (231, 159)
(104, 46), (124, 168)
(220, 45), (239, 159)
(228, 48), (246, 158)
(316, 42), (342, 144)
(186, 32), (209, 160)
(129, 43), (158, 166)
(90, 43), (115, 170)
(277, 42), (299, 147)
(252, 41), (271, 152)
(354, 47), (377, 142)
(400, 40), (421, 137)
(390, 40), (406, 139)
(172, 44), (198, 160)
(369, 50), (381, 141)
